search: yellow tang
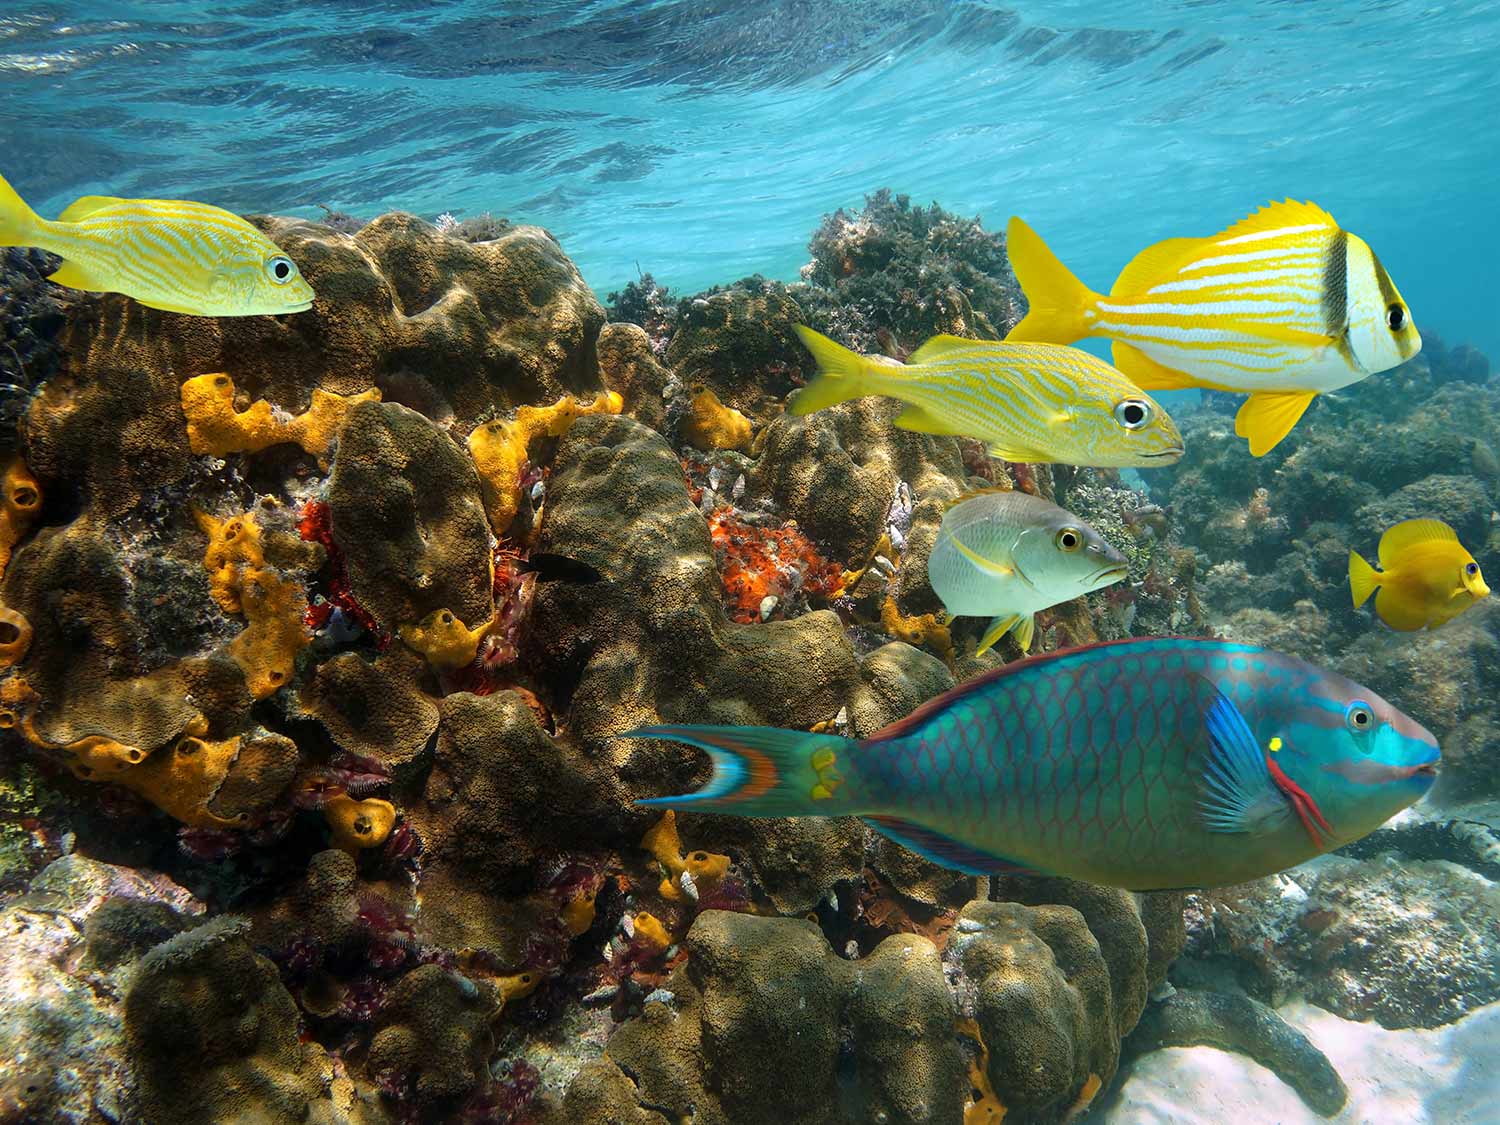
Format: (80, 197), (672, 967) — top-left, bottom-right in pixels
(1004, 201), (1421, 456)
(1349, 518), (1489, 632)
(0, 171), (315, 317)
(789, 325), (1183, 469)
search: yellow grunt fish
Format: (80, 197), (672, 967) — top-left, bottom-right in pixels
(790, 325), (1183, 468)
(0, 172), (315, 317)
(1005, 201), (1421, 457)
(1350, 518), (1489, 632)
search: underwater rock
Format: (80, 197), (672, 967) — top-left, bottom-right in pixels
(597, 320), (671, 432)
(664, 277), (807, 416)
(298, 646), (439, 778)
(366, 962), (499, 1110)
(0, 248), (70, 452)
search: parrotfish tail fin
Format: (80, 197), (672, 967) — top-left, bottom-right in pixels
(0, 173), (40, 248)
(790, 324), (876, 415)
(627, 724), (861, 816)
(1004, 216), (1099, 344)
(1348, 550), (1380, 608)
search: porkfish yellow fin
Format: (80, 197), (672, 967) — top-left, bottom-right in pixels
(976, 615), (1022, 657)
(907, 334), (981, 364)
(945, 532), (1014, 579)
(47, 260), (113, 293)
(1348, 550), (1381, 608)
(1111, 236), (1211, 296)
(1377, 518), (1459, 567)
(1004, 216), (1098, 344)
(57, 195), (128, 223)
(1112, 341), (1202, 391)
(1233, 391), (1316, 457)
(1212, 199), (1339, 243)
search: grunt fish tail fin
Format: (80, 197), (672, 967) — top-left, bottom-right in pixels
(790, 324), (882, 415)
(1348, 550), (1381, 608)
(627, 724), (861, 816)
(0, 172), (41, 249)
(1004, 216), (1100, 344)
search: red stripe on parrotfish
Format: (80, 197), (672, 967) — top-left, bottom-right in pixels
(1266, 753), (1333, 845)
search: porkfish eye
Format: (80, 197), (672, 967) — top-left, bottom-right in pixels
(1344, 700), (1375, 734)
(1113, 399), (1152, 430)
(265, 255), (298, 284)
(1386, 303), (1406, 332)
(1054, 527), (1082, 552)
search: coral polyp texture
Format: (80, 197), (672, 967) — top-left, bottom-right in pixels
(0, 190), (1493, 1123)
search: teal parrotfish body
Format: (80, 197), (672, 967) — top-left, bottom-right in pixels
(628, 638), (1439, 891)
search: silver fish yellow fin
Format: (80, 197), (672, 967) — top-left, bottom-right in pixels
(907, 334), (982, 364)
(47, 260), (112, 293)
(1111, 342), (1201, 391)
(976, 615), (1021, 656)
(1012, 613), (1036, 652)
(862, 815), (1041, 876)
(1233, 391), (1316, 457)
(1111, 236), (1210, 296)
(1377, 518), (1459, 568)
(893, 403), (955, 434)
(1197, 687), (1293, 836)
(946, 532), (1014, 579)
(1211, 199), (1339, 243)
(57, 195), (128, 223)
(943, 485), (1014, 511)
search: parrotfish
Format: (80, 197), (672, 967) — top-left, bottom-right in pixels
(927, 489), (1127, 654)
(1350, 518), (1489, 631)
(629, 638), (1438, 890)
(1004, 201), (1421, 456)
(790, 325), (1184, 468)
(0, 172), (315, 317)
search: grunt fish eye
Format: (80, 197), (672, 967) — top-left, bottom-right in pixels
(1113, 399), (1152, 430)
(1386, 303), (1406, 332)
(1344, 701), (1374, 732)
(266, 255), (297, 284)
(1055, 528), (1082, 552)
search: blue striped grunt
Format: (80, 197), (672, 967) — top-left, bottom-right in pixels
(0, 172), (315, 317)
(627, 638), (1439, 891)
(790, 325), (1184, 468)
(1004, 201), (1421, 456)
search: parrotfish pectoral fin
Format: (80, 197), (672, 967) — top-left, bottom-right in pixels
(57, 195), (128, 223)
(627, 724), (857, 817)
(1111, 342), (1201, 391)
(1198, 688), (1293, 836)
(1348, 550), (1380, 608)
(893, 403), (954, 435)
(862, 815), (1041, 876)
(976, 615), (1020, 657)
(1004, 216), (1099, 344)
(1233, 391), (1316, 457)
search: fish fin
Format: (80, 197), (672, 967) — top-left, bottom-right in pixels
(987, 442), (1044, 462)
(907, 334), (979, 364)
(1372, 589), (1431, 632)
(862, 815), (1039, 876)
(130, 294), (206, 315)
(1111, 341), (1202, 391)
(46, 260), (113, 293)
(1004, 216), (1098, 344)
(1233, 391), (1315, 456)
(1111, 236), (1211, 296)
(789, 325), (875, 415)
(57, 195), (127, 223)
(1348, 550), (1380, 608)
(1196, 688), (1292, 836)
(1230, 322), (1339, 349)
(1377, 518), (1458, 568)
(1013, 613), (1036, 653)
(893, 403), (955, 435)
(0, 172), (40, 248)
(1212, 199), (1339, 243)
(627, 724), (858, 816)
(976, 615), (1021, 657)
(944, 531), (1014, 579)
(944, 485), (1015, 510)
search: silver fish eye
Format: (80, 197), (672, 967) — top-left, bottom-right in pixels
(1054, 527), (1082, 552)
(1345, 701), (1374, 732)
(266, 255), (297, 284)
(1114, 399), (1152, 429)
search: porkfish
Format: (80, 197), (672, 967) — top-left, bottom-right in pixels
(0, 171), (315, 317)
(790, 325), (1184, 468)
(628, 638), (1439, 891)
(1350, 518), (1490, 631)
(1005, 201), (1421, 456)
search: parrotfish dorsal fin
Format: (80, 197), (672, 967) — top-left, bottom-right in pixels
(1377, 518), (1459, 568)
(862, 815), (1041, 876)
(58, 195), (128, 223)
(1211, 199), (1339, 243)
(1111, 236), (1209, 296)
(907, 333), (981, 365)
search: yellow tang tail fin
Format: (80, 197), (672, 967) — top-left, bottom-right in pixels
(1004, 216), (1099, 344)
(790, 324), (878, 415)
(1349, 550), (1381, 608)
(0, 173), (41, 249)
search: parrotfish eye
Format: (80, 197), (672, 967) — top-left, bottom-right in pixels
(1054, 527), (1082, 552)
(1386, 303), (1406, 332)
(1113, 399), (1152, 430)
(265, 255), (297, 284)
(1466, 562), (1480, 577)
(1344, 701), (1375, 733)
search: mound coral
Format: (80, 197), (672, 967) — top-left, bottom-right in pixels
(179, 372), (380, 458)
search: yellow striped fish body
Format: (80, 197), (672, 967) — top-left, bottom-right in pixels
(790, 325), (1183, 469)
(1005, 201), (1421, 456)
(0, 172), (314, 317)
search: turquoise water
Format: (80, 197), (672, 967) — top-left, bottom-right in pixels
(2, 1), (1497, 355)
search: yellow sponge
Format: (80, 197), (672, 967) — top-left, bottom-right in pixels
(181, 373), (380, 457)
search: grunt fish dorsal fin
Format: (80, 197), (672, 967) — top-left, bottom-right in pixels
(1111, 342), (1202, 391)
(1111, 236), (1210, 296)
(58, 195), (128, 223)
(1233, 390), (1316, 457)
(1377, 518), (1459, 568)
(1211, 199), (1340, 243)
(907, 334), (982, 364)
(862, 815), (1042, 876)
